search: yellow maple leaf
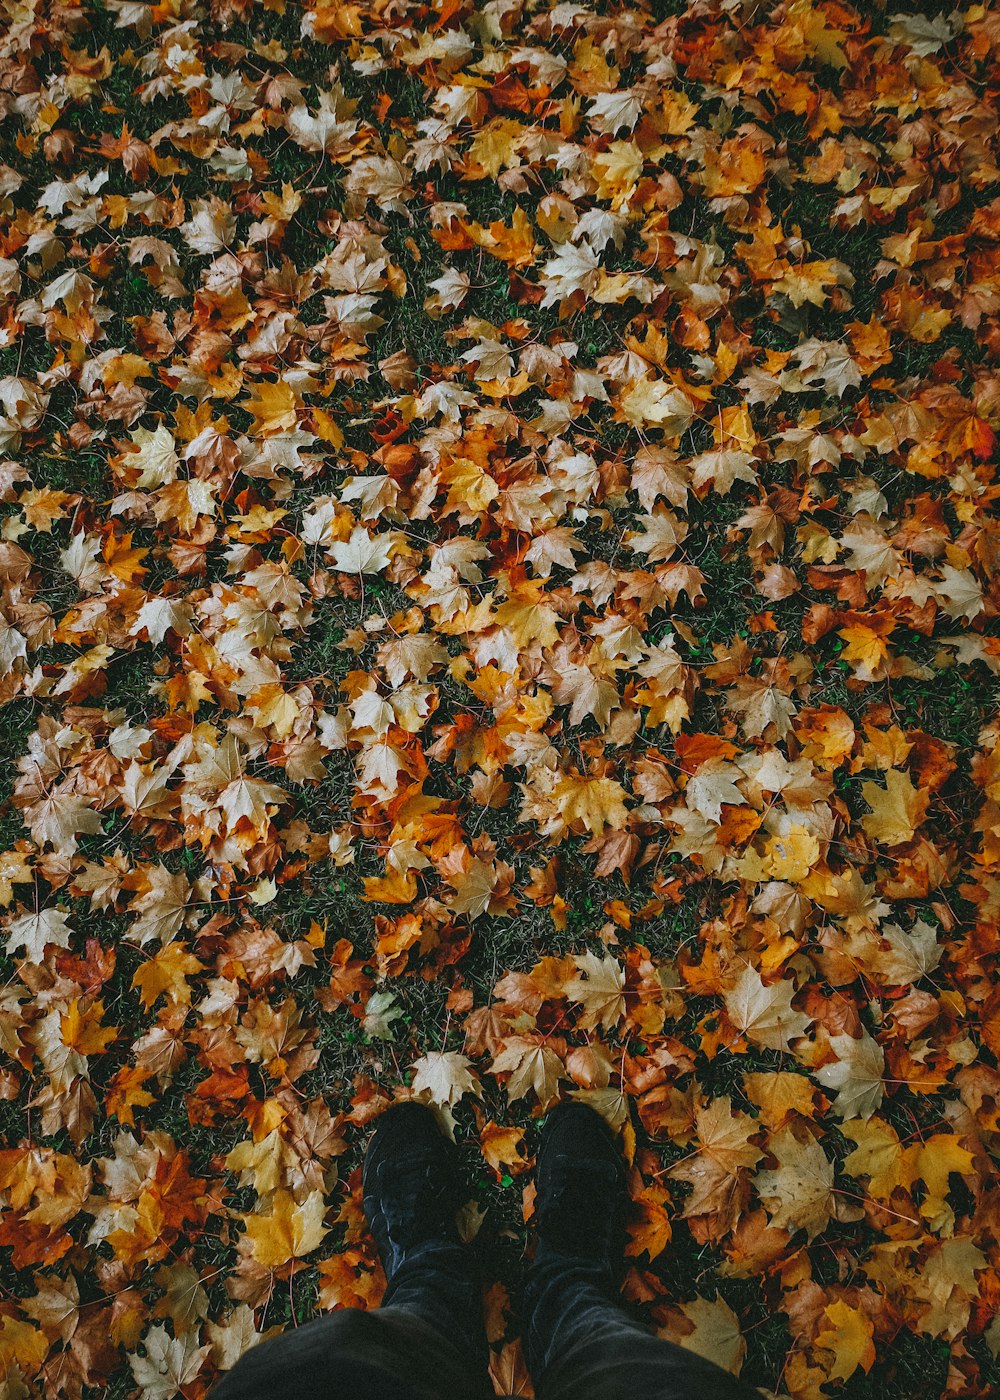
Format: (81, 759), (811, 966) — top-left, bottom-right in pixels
(362, 869), (419, 905)
(744, 1071), (817, 1131)
(725, 965), (812, 1052)
(592, 140), (643, 205)
(485, 206), (538, 268)
(673, 1296), (746, 1377)
(842, 1119), (908, 1199)
(754, 1126), (835, 1240)
(240, 1189), (329, 1268)
(553, 772), (630, 836)
(493, 586), (561, 648)
(106, 1064), (156, 1128)
(132, 942), (205, 1011)
(0, 1316), (48, 1374)
(904, 1134), (977, 1232)
(738, 825), (820, 883)
(566, 951), (626, 1031)
(60, 997), (118, 1056)
(243, 379), (300, 435)
(465, 118), (523, 179)
(491, 1037), (567, 1105)
(861, 768), (928, 847)
(479, 1121), (529, 1181)
(102, 531), (148, 583)
(440, 455), (499, 517)
(617, 376), (695, 434)
(104, 353), (154, 388)
(248, 685), (300, 739)
(838, 622), (893, 678)
(815, 1300), (875, 1382)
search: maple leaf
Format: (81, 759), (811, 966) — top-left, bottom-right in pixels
(219, 772), (289, 835)
(814, 1033), (885, 1120)
(668, 1097), (762, 1233)
(868, 918), (941, 985)
(627, 507), (688, 563)
(0, 617), (27, 674)
(329, 526), (400, 574)
(181, 199), (235, 254)
(566, 951), (626, 1031)
(724, 966), (812, 1052)
(239, 1189), (329, 1268)
(842, 1119), (908, 1199)
(686, 758), (746, 825)
(754, 1127), (835, 1240)
(670, 1296), (746, 1377)
(60, 996), (117, 1056)
(0, 848), (32, 908)
(119, 762), (173, 820)
(129, 1325), (210, 1400)
(488, 1340), (532, 1398)
(129, 596), (195, 645)
(588, 89), (644, 135)
(479, 1121), (529, 1182)
(786, 337), (861, 396)
(743, 1072), (816, 1131)
(539, 241), (601, 307)
(356, 740), (408, 802)
(572, 1085), (630, 1130)
(446, 857), (499, 921)
(690, 1097), (764, 1174)
(838, 622), (894, 680)
(815, 1300), (875, 1382)
(618, 377), (695, 434)
(125, 425), (179, 488)
(631, 445), (689, 509)
(24, 792), (102, 854)
(410, 1051), (481, 1108)
(5, 906), (73, 963)
(552, 772), (630, 836)
(424, 268), (472, 318)
(551, 661), (618, 728)
(490, 1037), (566, 1105)
(934, 564), (984, 621)
(129, 865), (190, 946)
(207, 1304), (278, 1373)
(106, 1064), (157, 1128)
(286, 92), (357, 154)
(362, 990), (405, 1041)
(689, 448), (758, 496)
(132, 943), (205, 1011)
(0, 1316), (48, 1372)
(861, 768), (928, 847)
(460, 337), (514, 381)
(102, 531), (148, 584)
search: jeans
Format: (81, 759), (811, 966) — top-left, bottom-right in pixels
(209, 1239), (759, 1400)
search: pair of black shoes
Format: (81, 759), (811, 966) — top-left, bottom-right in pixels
(363, 1099), (627, 1337)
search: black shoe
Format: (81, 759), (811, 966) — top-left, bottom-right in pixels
(533, 1100), (628, 1286)
(362, 1101), (461, 1290)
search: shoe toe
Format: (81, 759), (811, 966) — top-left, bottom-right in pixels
(364, 1102), (451, 1186)
(541, 1100), (619, 1161)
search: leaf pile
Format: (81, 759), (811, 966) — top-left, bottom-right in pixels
(1, 0), (1000, 1396)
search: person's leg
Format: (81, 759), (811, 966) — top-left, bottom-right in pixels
(210, 1102), (492, 1400)
(524, 1104), (759, 1400)
(208, 1303), (484, 1400)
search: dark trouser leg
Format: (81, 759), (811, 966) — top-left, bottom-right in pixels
(210, 1241), (492, 1400)
(525, 1256), (759, 1400)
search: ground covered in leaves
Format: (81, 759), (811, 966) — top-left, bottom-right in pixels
(1, 0), (1000, 1395)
